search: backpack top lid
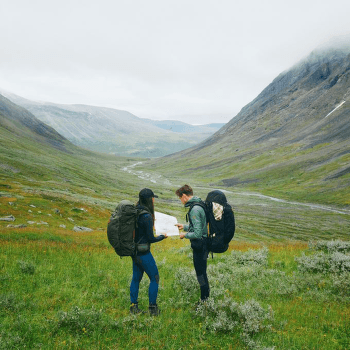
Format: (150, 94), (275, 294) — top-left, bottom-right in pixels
(115, 200), (137, 215)
(117, 199), (134, 209)
(205, 190), (227, 206)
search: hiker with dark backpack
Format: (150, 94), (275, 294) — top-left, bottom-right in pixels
(175, 185), (210, 303)
(107, 188), (167, 316)
(129, 188), (167, 316)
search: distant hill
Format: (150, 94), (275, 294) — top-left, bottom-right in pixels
(0, 92), (91, 182)
(0, 92), (148, 204)
(142, 119), (225, 133)
(149, 40), (350, 206)
(0, 94), (69, 152)
(0, 92), (224, 158)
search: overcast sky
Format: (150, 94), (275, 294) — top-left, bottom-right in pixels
(1, 0), (350, 124)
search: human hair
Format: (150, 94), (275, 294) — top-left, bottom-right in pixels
(138, 196), (155, 224)
(175, 184), (193, 198)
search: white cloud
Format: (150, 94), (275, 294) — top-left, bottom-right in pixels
(1, 0), (350, 124)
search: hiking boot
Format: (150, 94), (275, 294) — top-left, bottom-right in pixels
(149, 304), (160, 316)
(130, 303), (143, 315)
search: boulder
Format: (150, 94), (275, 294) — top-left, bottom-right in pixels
(0, 215), (15, 222)
(73, 226), (93, 232)
(7, 224), (26, 228)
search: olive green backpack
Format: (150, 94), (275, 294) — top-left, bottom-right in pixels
(107, 200), (148, 257)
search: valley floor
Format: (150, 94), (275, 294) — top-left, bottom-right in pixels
(0, 158), (349, 349)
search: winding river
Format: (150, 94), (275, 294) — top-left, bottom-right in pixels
(122, 162), (350, 216)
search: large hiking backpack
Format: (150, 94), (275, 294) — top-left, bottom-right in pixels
(205, 190), (235, 253)
(186, 190), (235, 254)
(107, 200), (148, 257)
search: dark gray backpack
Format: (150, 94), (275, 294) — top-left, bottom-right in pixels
(107, 200), (148, 257)
(186, 190), (235, 254)
(205, 190), (235, 254)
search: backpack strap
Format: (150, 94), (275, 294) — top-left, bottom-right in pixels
(131, 209), (150, 256)
(186, 201), (207, 222)
(134, 208), (152, 245)
(135, 209), (150, 229)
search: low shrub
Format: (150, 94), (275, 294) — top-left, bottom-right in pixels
(296, 251), (350, 274)
(230, 247), (269, 267)
(331, 271), (350, 296)
(55, 306), (108, 334)
(18, 260), (35, 275)
(0, 293), (17, 311)
(0, 331), (24, 349)
(196, 297), (274, 349)
(174, 267), (198, 303)
(309, 240), (350, 253)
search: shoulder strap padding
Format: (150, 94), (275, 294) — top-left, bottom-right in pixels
(186, 201), (207, 223)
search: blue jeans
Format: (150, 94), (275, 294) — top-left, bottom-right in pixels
(130, 252), (159, 305)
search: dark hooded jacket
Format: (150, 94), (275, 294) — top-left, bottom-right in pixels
(134, 204), (165, 254)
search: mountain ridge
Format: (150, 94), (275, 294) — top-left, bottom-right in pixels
(0, 91), (224, 158)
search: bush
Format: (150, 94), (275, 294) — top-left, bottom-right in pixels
(0, 331), (24, 349)
(18, 260), (35, 275)
(329, 251), (350, 272)
(309, 240), (350, 253)
(296, 251), (350, 274)
(230, 247), (269, 267)
(331, 272), (350, 296)
(196, 297), (274, 349)
(0, 293), (17, 311)
(174, 267), (198, 297)
(56, 306), (108, 334)
(295, 252), (329, 273)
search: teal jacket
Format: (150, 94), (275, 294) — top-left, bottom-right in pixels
(183, 196), (208, 240)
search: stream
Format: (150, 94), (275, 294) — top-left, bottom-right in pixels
(122, 162), (350, 216)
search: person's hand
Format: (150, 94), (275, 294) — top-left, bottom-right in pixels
(163, 234), (168, 239)
(179, 233), (185, 239)
(175, 223), (183, 230)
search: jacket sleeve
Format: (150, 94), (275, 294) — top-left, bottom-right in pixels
(140, 213), (165, 243)
(185, 206), (206, 240)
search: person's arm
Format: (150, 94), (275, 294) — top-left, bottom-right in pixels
(175, 223), (189, 231)
(175, 223), (186, 239)
(185, 206), (206, 240)
(141, 214), (165, 243)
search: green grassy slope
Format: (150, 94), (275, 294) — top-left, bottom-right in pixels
(1, 93), (349, 349)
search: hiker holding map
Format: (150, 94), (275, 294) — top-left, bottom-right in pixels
(175, 184), (210, 303)
(129, 188), (168, 316)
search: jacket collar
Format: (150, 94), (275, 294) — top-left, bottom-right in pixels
(184, 196), (201, 208)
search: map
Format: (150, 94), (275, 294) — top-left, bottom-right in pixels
(154, 212), (179, 236)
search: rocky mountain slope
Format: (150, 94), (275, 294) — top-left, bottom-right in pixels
(213, 46), (350, 150)
(149, 42), (350, 206)
(0, 92), (223, 158)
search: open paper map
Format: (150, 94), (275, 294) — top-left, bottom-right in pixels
(154, 211), (179, 236)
